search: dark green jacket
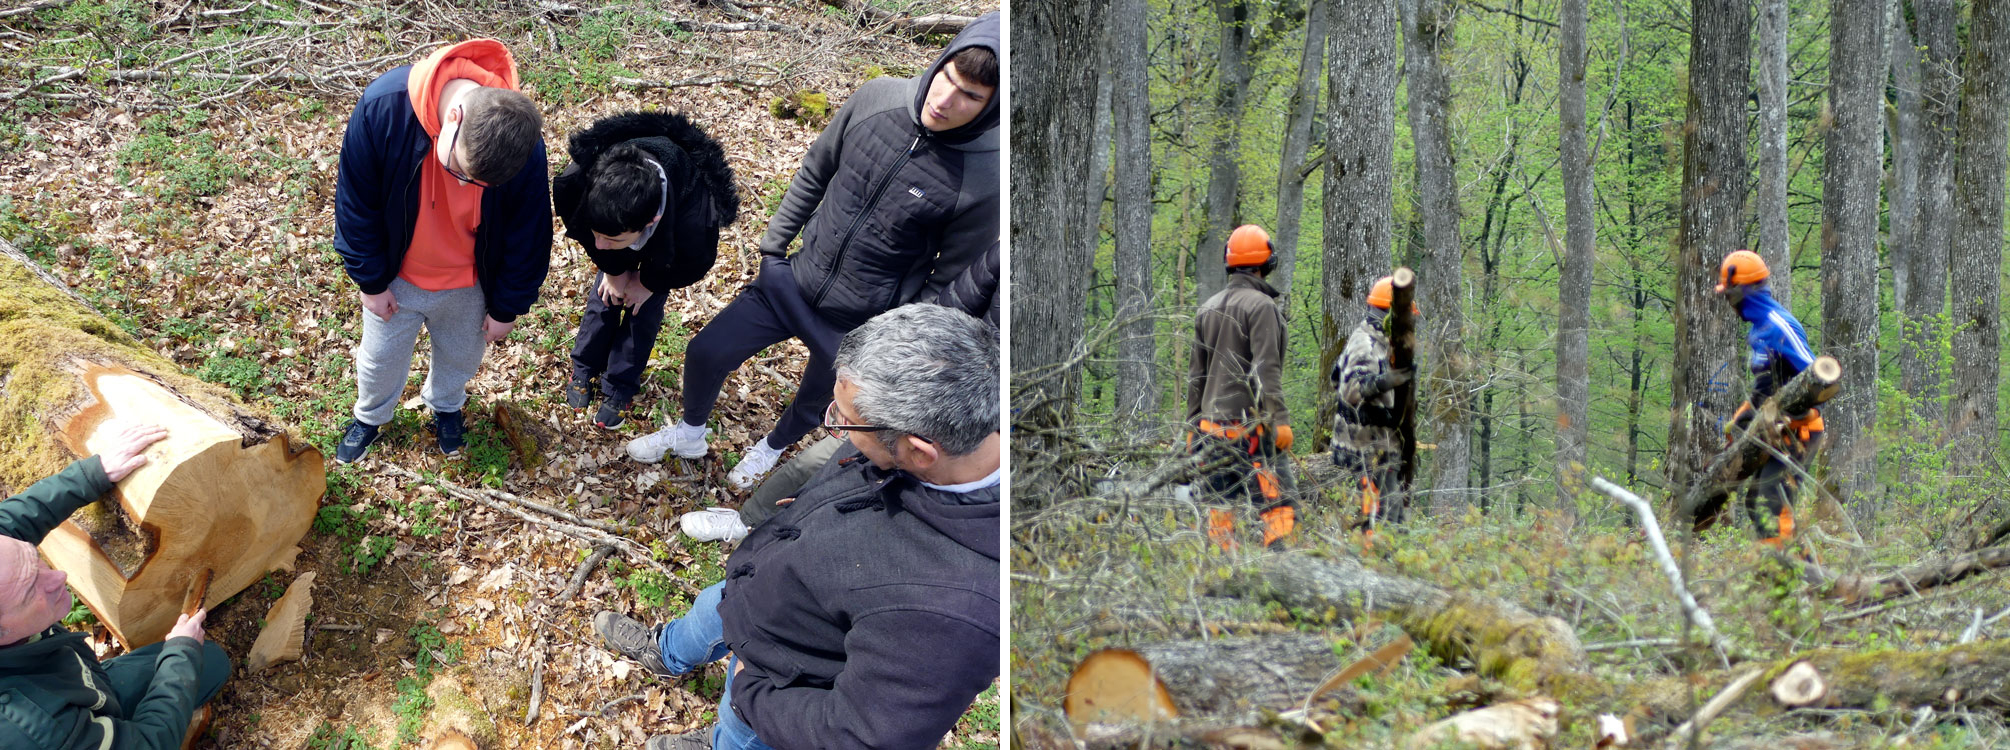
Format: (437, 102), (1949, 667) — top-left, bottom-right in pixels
(0, 457), (207, 750)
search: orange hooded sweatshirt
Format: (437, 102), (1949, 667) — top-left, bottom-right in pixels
(399, 39), (522, 291)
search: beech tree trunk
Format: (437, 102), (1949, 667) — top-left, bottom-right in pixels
(1948, 0), (2009, 472)
(1756, 0), (1790, 308)
(1009, 0), (1110, 414)
(1317, 0), (1396, 451)
(1112, 0), (1157, 427)
(1555, 0), (1592, 510)
(1195, 0), (1252, 304)
(1668, 0), (1751, 495)
(1401, 0), (1474, 513)
(1888, 2), (1920, 318)
(1271, 0), (1329, 313)
(1903, 0), (1960, 422)
(1820, 0), (1885, 512)
(0, 239), (322, 648)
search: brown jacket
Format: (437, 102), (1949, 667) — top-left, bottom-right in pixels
(1187, 272), (1289, 427)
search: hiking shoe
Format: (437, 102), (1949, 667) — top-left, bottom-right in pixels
(595, 399), (629, 430)
(645, 730), (712, 750)
(334, 421), (381, 464)
(432, 410), (465, 456)
(565, 377), (594, 409)
(592, 611), (673, 678)
(627, 421), (710, 463)
(680, 508), (750, 543)
(727, 439), (785, 489)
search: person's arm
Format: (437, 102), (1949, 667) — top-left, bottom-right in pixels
(733, 610), (996, 750)
(1249, 304), (1290, 427)
(926, 241), (998, 320)
(0, 458), (111, 544)
(1186, 323), (1209, 424)
(640, 219), (720, 293)
(756, 91), (864, 258)
(332, 96), (395, 295)
(485, 139), (555, 325)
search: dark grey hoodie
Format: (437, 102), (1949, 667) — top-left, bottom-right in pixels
(759, 12), (1001, 331)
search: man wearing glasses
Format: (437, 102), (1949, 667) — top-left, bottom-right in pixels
(593, 304), (1000, 750)
(331, 39), (551, 461)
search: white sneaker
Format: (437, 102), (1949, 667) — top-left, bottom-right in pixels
(626, 421), (710, 463)
(727, 438), (786, 489)
(680, 507), (750, 543)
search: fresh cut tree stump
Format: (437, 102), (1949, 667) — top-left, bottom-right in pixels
(0, 239), (323, 647)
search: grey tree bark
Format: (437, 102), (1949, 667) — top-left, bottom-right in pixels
(1668, 0), (1750, 494)
(1555, 0), (1592, 510)
(1113, 0), (1158, 427)
(1271, 0), (1329, 314)
(1402, 0), (1473, 513)
(1949, 0), (2010, 472)
(1756, 0), (1790, 308)
(1009, 0), (1112, 416)
(1888, 0), (1919, 318)
(1195, 0), (1252, 303)
(1904, 0), (1960, 421)
(1317, 0), (1396, 451)
(1820, 0), (1885, 510)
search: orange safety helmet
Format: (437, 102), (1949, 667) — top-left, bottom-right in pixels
(1224, 225), (1273, 268)
(1367, 276), (1396, 310)
(1715, 250), (1770, 293)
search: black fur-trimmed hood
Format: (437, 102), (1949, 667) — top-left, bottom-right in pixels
(563, 110), (740, 223)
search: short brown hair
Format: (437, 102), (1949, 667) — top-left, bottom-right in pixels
(460, 87), (542, 185)
(948, 46), (997, 90)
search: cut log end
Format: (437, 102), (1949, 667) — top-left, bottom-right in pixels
(1770, 660), (1827, 707)
(1810, 356), (1841, 384)
(1391, 266), (1415, 288)
(1064, 648), (1179, 732)
(425, 731), (480, 750)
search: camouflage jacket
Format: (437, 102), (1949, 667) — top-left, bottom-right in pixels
(1330, 317), (1402, 472)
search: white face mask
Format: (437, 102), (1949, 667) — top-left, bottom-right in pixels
(625, 158), (670, 250)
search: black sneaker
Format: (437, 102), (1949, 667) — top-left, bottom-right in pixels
(595, 399), (628, 429)
(333, 421), (380, 464)
(565, 377), (594, 409)
(433, 410), (465, 456)
(593, 611), (673, 678)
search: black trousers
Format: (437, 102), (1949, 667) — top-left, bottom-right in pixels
(571, 272), (672, 403)
(681, 257), (846, 448)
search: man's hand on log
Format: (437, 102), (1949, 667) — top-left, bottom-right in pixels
(100, 422), (168, 482)
(168, 609), (206, 644)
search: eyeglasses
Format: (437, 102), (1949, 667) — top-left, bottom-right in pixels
(823, 401), (936, 444)
(441, 106), (493, 188)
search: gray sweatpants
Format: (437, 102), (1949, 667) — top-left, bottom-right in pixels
(353, 278), (487, 426)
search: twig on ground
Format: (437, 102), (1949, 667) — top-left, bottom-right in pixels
(1666, 667), (1765, 747)
(1961, 608), (1985, 644)
(614, 74), (770, 90)
(1591, 476), (1731, 663)
(524, 638), (548, 725)
(556, 544), (615, 603)
(1583, 637), (1680, 653)
(0, 0), (76, 20)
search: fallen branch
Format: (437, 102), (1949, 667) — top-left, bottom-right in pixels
(556, 544), (615, 603)
(1666, 667), (1764, 746)
(1797, 545), (2010, 604)
(1676, 356), (1842, 528)
(524, 637), (548, 725)
(0, 0), (76, 19)
(817, 0), (972, 34)
(1590, 476), (1730, 661)
(613, 74), (770, 90)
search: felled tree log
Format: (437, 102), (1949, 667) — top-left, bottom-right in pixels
(1386, 267), (1419, 494)
(1214, 551), (1586, 692)
(0, 239), (323, 647)
(1068, 634), (1348, 725)
(1797, 545), (2010, 604)
(1676, 356), (1842, 529)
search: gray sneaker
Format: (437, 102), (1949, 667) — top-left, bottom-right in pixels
(592, 611), (673, 678)
(645, 730), (712, 750)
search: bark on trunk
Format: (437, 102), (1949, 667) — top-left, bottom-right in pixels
(1756, 0), (1791, 308)
(1095, 635), (1350, 720)
(1676, 356), (1843, 528)
(1948, 0), (2010, 472)
(1888, 1), (1920, 318)
(1196, 0), (1252, 304)
(1668, 0), (1751, 495)
(1556, 0), (1593, 510)
(1401, 0), (1474, 513)
(1903, 0), (1960, 421)
(0, 239), (323, 648)
(1009, 0), (1111, 415)
(1390, 268), (1420, 499)
(1271, 0), (1330, 313)
(1819, 0), (1885, 511)
(1112, 0), (1157, 427)
(1317, 0), (1396, 452)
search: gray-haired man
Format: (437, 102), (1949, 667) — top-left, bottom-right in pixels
(593, 303), (999, 749)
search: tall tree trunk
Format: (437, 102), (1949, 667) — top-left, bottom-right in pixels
(1402, 0), (1473, 513)
(1888, 0), (1919, 318)
(1904, 0), (1960, 422)
(1756, 0), (1790, 307)
(1010, 0), (1112, 419)
(1949, 0), (2010, 472)
(1820, 0), (1885, 510)
(1318, 0), (1396, 450)
(1556, 0), (1593, 511)
(1196, 0), (1252, 303)
(1668, 0), (1751, 494)
(1113, 0), (1158, 427)
(1272, 0), (1330, 314)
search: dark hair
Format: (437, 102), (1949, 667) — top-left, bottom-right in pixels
(948, 46), (997, 90)
(579, 142), (665, 236)
(460, 87), (543, 185)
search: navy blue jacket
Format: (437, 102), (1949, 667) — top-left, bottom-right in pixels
(333, 67), (552, 323)
(1737, 287), (1816, 401)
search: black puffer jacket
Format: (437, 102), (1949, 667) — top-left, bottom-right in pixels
(552, 111), (740, 293)
(759, 12), (1001, 331)
(717, 446), (999, 750)
(930, 239), (998, 327)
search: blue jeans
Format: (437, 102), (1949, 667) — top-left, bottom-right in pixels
(656, 582), (773, 750)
